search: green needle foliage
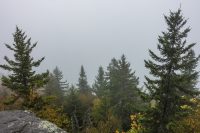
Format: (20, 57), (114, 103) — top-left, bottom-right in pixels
(45, 66), (68, 105)
(107, 55), (143, 131)
(53, 66), (68, 91)
(0, 26), (49, 101)
(77, 65), (90, 93)
(93, 66), (107, 98)
(144, 9), (200, 133)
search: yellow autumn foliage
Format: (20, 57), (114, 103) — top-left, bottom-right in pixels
(172, 98), (200, 133)
(36, 105), (70, 130)
(27, 90), (70, 131)
(127, 113), (145, 133)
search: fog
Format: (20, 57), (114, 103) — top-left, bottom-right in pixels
(0, 0), (199, 86)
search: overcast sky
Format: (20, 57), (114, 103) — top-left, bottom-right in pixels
(0, 0), (199, 86)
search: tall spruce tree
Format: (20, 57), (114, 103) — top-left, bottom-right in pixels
(77, 65), (90, 93)
(107, 55), (142, 131)
(0, 27), (48, 100)
(144, 9), (200, 133)
(76, 65), (94, 131)
(92, 66), (107, 98)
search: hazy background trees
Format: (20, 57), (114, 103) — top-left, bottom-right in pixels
(0, 8), (199, 133)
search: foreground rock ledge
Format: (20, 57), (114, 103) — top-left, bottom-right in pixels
(0, 110), (67, 133)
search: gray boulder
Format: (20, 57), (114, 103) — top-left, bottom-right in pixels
(0, 110), (67, 133)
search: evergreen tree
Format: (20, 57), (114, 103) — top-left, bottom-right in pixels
(67, 65), (94, 131)
(92, 66), (107, 98)
(45, 73), (59, 96)
(77, 65), (90, 93)
(45, 67), (68, 105)
(0, 27), (48, 100)
(107, 55), (142, 131)
(182, 50), (199, 91)
(144, 9), (200, 133)
(64, 85), (83, 132)
(53, 66), (68, 91)
(92, 67), (111, 130)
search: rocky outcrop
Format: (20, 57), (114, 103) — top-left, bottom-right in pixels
(0, 110), (67, 133)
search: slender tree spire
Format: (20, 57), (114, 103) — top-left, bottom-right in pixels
(77, 65), (90, 93)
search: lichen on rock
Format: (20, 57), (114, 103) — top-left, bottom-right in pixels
(38, 120), (66, 133)
(0, 110), (67, 133)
